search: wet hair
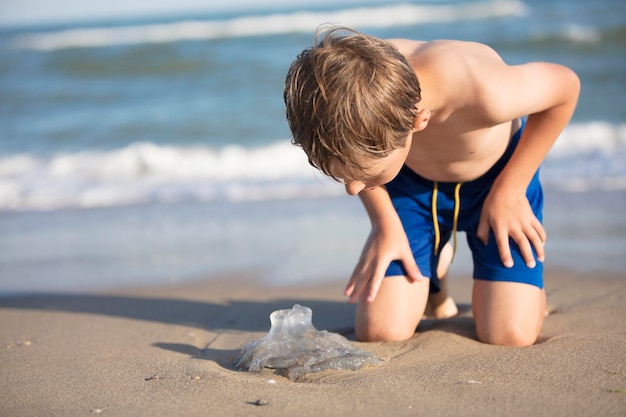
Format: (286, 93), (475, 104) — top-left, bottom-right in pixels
(284, 26), (421, 180)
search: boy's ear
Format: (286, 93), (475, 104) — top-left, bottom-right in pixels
(412, 107), (430, 132)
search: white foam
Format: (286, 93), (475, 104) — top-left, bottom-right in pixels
(41, 141), (312, 181)
(531, 23), (602, 44)
(0, 140), (341, 211)
(12, 0), (527, 51)
(549, 121), (626, 157)
(561, 24), (602, 43)
(536, 122), (626, 193)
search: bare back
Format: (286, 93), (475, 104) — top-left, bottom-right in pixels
(389, 39), (521, 182)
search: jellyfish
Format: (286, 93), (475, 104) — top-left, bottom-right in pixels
(235, 304), (380, 380)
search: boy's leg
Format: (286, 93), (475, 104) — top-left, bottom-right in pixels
(355, 276), (430, 342)
(472, 280), (545, 346)
(425, 241), (459, 319)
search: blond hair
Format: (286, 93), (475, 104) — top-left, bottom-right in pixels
(284, 26), (421, 180)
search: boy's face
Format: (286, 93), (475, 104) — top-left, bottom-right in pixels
(330, 133), (413, 196)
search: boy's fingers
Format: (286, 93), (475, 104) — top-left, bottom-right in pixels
(367, 257), (399, 302)
(496, 231), (514, 268)
(348, 263), (374, 304)
(344, 269), (359, 297)
(347, 282), (363, 304)
(531, 218), (547, 262)
(514, 232), (536, 268)
(366, 270), (386, 303)
(401, 255), (423, 282)
(526, 228), (545, 265)
(344, 280), (355, 298)
(519, 220), (545, 267)
(347, 276), (365, 303)
(534, 218), (547, 243)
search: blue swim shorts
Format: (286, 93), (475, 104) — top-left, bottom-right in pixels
(384, 118), (544, 292)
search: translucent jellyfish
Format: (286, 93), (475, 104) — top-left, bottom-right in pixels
(235, 304), (380, 380)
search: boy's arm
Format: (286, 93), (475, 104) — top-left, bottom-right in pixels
(476, 60), (581, 267)
(345, 185), (423, 303)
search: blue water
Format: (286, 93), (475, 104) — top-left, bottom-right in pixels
(1, 0), (625, 292)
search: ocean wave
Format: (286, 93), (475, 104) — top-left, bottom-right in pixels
(549, 121), (626, 157)
(541, 122), (626, 192)
(0, 141), (341, 211)
(1, 121), (624, 211)
(531, 24), (602, 44)
(11, 0), (527, 51)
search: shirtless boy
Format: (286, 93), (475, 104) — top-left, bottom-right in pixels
(284, 27), (579, 346)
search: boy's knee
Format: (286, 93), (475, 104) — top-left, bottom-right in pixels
(355, 321), (416, 342)
(476, 323), (539, 347)
(472, 280), (545, 347)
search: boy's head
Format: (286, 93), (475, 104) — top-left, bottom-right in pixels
(284, 26), (421, 181)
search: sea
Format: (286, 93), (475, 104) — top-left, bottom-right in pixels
(1, 0), (625, 293)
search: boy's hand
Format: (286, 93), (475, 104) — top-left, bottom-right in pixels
(477, 187), (546, 268)
(344, 221), (424, 304)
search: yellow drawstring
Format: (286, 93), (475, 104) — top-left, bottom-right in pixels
(432, 182), (463, 262)
(431, 182), (440, 255)
(452, 182), (462, 262)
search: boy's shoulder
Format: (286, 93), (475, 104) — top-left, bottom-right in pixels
(388, 39), (504, 89)
(387, 38), (498, 60)
(387, 39), (504, 122)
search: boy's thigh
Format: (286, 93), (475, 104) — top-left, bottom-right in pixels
(472, 280), (546, 346)
(355, 276), (430, 342)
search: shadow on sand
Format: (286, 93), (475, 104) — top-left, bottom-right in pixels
(0, 291), (477, 371)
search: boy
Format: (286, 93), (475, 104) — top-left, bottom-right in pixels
(284, 27), (579, 346)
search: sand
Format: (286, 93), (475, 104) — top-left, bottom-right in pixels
(1, 268), (624, 417)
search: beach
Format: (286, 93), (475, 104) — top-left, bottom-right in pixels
(1, 0), (625, 415)
(1, 189), (625, 416)
(1, 266), (625, 417)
